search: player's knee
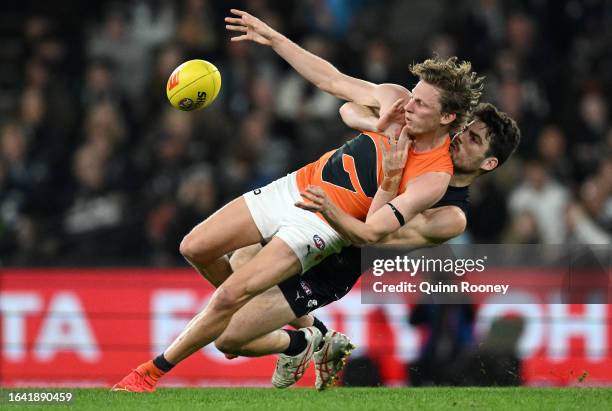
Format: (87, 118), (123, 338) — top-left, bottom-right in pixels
(214, 335), (242, 355)
(180, 232), (209, 263)
(209, 285), (244, 314)
(229, 244), (262, 271)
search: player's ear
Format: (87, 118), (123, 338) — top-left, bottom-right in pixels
(440, 112), (456, 126)
(480, 157), (498, 172)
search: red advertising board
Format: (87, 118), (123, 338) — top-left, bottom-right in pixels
(1, 268), (611, 387)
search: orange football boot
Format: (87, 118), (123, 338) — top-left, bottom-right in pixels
(111, 360), (165, 393)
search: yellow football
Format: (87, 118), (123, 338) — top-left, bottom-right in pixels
(166, 59), (221, 111)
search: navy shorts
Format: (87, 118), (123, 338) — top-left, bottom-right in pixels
(277, 247), (361, 317)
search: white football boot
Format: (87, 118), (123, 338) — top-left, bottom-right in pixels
(314, 330), (356, 391)
(272, 326), (323, 388)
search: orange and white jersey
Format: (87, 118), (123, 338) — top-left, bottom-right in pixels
(295, 131), (454, 221)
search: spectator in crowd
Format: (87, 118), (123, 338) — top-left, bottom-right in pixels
(1, 0), (610, 266)
(87, 2), (175, 105)
(146, 164), (218, 265)
(509, 160), (570, 244)
(82, 59), (135, 133)
(61, 143), (132, 264)
(503, 210), (542, 244)
(566, 176), (611, 244)
(145, 43), (185, 118)
(537, 125), (573, 184)
(175, 0), (220, 59)
(570, 88), (609, 180)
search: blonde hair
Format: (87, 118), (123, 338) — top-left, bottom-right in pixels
(410, 57), (484, 134)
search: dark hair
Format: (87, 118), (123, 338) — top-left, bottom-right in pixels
(474, 102), (521, 168)
(410, 56), (485, 134)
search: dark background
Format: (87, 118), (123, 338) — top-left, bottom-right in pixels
(0, 0), (610, 266)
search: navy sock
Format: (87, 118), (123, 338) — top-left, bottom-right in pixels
(312, 317), (328, 336)
(283, 330), (307, 356)
(153, 353), (175, 373)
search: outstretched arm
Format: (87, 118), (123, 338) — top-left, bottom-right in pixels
(226, 9), (409, 107)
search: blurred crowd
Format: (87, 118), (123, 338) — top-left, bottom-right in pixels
(0, 0), (610, 266)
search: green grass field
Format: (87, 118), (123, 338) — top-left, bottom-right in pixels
(2, 387), (612, 411)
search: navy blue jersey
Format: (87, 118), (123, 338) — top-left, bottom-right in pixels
(431, 185), (469, 220)
(278, 185), (470, 316)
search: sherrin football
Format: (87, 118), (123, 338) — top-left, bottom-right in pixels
(166, 59), (221, 111)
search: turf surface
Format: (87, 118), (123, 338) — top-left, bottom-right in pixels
(1, 387), (612, 410)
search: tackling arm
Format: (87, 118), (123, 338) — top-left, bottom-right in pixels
(297, 171), (450, 245)
(379, 206), (467, 247)
(231, 206), (466, 271)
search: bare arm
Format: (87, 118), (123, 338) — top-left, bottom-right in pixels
(340, 95), (409, 139)
(229, 243), (262, 271)
(379, 206), (467, 246)
(339, 103), (380, 132)
(297, 171), (450, 245)
(226, 9), (410, 107)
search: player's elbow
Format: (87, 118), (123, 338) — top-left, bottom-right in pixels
(179, 233), (200, 262)
(446, 209), (468, 238)
(425, 207), (468, 245)
(229, 244), (262, 271)
(339, 102), (352, 121)
(350, 230), (385, 246)
(339, 103), (359, 130)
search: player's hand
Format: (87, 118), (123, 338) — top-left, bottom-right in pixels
(377, 98), (406, 141)
(382, 124), (412, 182)
(295, 185), (337, 217)
(225, 9), (278, 46)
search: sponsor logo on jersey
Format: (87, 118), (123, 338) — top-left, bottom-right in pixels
(300, 280), (313, 296)
(313, 235), (326, 251)
(295, 290), (304, 301)
(307, 299), (318, 308)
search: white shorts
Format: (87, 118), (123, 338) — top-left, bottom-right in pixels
(243, 172), (348, 273)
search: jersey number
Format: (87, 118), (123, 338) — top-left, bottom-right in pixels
(321, 134), (378, 197)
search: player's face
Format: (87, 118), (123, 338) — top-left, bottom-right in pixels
(403, 81), (446, 136)
(450, 119), (494, 174)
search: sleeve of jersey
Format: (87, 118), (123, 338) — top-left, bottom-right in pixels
(441, 156), (454, 176)
(426, 153), (454, 176)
